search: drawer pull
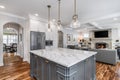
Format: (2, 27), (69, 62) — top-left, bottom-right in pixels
(45, 60), (49, 63)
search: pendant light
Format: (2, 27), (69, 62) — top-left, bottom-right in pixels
(70, 0), (80, 28)
(47, 5), (52, 32)
(57, 0), (62, 30)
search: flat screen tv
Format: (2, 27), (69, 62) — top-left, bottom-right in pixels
(94, 30), (108, 38)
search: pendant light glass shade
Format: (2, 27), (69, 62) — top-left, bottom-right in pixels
(57, 0), (62, 30)
(48, 23), (51, 32)
(57, 20), (62, 30)
(47, 5), (52, 32)
(70, 0), (80, 28)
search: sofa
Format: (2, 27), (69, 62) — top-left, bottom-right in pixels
(91, 49), (117, 65)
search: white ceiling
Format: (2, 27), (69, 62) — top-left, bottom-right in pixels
(0, 0), (120, 29)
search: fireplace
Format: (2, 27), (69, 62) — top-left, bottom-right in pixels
(96, 43), (108, 49)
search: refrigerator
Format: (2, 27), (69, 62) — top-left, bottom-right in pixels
(30, 31), (45, 50)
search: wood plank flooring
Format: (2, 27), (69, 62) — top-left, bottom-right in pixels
(0, 61), (120, 80)
(96, 62), (120, 80)
(0, 61), (35, 80)
(3, 53), (23, 66)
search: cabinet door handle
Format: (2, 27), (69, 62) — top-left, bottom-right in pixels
(45, 60), (49, 63)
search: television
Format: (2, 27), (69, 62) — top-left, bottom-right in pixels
(94, 30), (108, 38)
(45, 40), (53, 46)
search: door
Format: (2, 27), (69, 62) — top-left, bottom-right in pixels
(58, 31), (63, 48)
(30, 31), (38, 50)
(30, 53), (33, 77)
(85, 56), (95, 80)
(41, 33), (45, 49)
(77, 61), (85, 80)
(43, 59), (51, 80)
(37, 57), (43, 80)
(49, 62), (56, 80)
(37, 32), (42, 49)
(31, 31), (45, 50)
(30, 53), (37, 78)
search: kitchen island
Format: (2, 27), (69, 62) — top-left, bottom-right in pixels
(30, 48), (97, 80)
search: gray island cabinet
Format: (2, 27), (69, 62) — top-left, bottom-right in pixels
(30, 48), (97, 80)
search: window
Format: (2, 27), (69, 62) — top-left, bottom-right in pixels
(83, 33), (89, 38)
(3, 34), (18, 45)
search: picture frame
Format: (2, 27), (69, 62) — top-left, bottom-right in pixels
(67, 34), (73, 43)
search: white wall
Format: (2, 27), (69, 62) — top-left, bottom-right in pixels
(29, 16), (58, 48)
(23, 16), (59, 63)
(22, 19), (30, 62)
(0, 14), (64, 65)
(111, 28), (120, 49)
(0, 13), (28, 66)
(63, 29), (79, 48)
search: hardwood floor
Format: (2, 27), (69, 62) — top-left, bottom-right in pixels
(0, 60), (120, 80)
(0, 61), (35, 80)
(96, 62), (120, 80)
(3, 53), (23, 66)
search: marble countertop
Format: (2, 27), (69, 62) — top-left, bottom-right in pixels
(30, 48), (97, 67)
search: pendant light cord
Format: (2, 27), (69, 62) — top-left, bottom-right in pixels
(74, 0), (76, 15)
(47, 5), (51, 28)
(58, 0), (61, 20)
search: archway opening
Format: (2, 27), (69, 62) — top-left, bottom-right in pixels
(3, 22), (24, 65)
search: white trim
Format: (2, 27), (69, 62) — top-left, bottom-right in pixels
(0, 63), (3, 66)
(0, 11), (26, 20)
(89, 22), (103, 29)
(82, 12), (120, 24)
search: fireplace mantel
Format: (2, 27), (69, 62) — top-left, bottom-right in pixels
(92, 38), (112, 40)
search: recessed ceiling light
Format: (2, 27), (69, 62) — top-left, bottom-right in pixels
(91, 22), (98, 26)
(34, 14), (39, 16)
(0, 5), (5, 9)
(113, 18), (118, 20)
(52, 19), (56, 22)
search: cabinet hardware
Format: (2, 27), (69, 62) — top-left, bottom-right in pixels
(45, 60), (49, 63)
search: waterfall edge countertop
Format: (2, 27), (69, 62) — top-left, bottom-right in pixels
(30, 48), (97, 67)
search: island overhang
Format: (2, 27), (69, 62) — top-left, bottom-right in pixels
(30, 48), (97, 67)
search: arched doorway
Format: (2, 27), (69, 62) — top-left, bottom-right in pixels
(3, 22), (24, 65)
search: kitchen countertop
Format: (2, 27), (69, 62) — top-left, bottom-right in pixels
(30, 48), (97, 67)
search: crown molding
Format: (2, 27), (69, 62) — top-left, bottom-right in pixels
(81, 12), (120, 24)
(0, 11), (26, 20)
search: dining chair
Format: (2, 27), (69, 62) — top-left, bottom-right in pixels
(11, 43), (17, 53)
(3, 43), (7, 52)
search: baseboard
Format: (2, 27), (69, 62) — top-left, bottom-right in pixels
(0, 62), (3, 66)
(23, 58), (30, 63)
